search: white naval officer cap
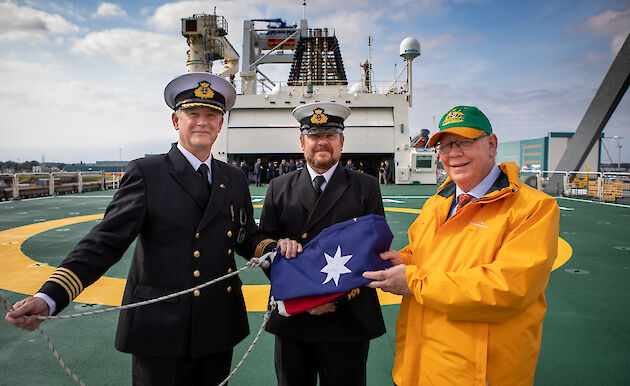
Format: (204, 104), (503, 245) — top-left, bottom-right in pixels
(292, 101), (351, 134)
(164, 72), (236, 114)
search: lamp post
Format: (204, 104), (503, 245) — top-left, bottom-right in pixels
(611, 136), (623, 169)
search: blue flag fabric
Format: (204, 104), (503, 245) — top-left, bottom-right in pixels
(270, 214), (394, 301)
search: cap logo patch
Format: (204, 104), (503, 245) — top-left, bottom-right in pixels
(442, 110), (465, 126)
(310, 109), (328, 125)
(194, 81), (215, 99)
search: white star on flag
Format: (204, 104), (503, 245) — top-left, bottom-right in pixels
(320, 245), (353, 286)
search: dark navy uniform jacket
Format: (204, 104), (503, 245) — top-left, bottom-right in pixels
(39, 144), (275, 358)
(260, 165), (387, 342)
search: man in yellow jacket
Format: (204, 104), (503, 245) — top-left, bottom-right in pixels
(364, 106), (559, 385)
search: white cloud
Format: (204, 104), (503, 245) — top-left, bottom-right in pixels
(93, 2), (127, 18)
(611, 32), (628, 55)
(574, 9), (630, 36)
(568, 8), (630, 56)
(0, 61), (174, 162)
(0, 1), (79, 43)
(70, 28), (187, 72)
(148, 1), (221, 31)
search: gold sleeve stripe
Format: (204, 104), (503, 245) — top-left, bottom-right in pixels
(47, 277), (74, 303)
(57, 267), (84, 293)
(254, 238), (276, 258)
(50, 272), (78, 299)
(51, 270), (79, 295)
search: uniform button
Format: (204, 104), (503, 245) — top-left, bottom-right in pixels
(193, 270), (200, 278)
(227, 249), (233, 255)
(301, 233), (307, 239)
(226, 286), (232, 293)
(193, 289), (200, 297)
(227, 268), (233, 274)
(227, 230), (233, 237)
(193, 250), (200, 258)
(195, 232), (200, 239)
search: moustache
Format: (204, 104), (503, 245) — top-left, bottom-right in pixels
(314, 146), (333, 153)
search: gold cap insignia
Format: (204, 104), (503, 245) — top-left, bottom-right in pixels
(194, 81), (215, 99)
(310, 108), (328, 125)
(442, 110), (465, 126)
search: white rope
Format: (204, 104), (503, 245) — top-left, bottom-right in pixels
(37, 253), (272, 320)
(219, 299), (277, 386)
(1, 251), (276, 385)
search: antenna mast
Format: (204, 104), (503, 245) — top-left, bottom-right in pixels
(367, 36), (374, 93)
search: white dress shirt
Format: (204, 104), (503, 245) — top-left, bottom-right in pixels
(306, 162), (339, 193)
(177, 142), (212, 184)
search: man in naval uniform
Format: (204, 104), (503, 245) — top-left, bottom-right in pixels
(260, 102), (387, 386)
(6, 72), (277, 385)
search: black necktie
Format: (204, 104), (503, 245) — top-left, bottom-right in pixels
(197, 163), (211, 192)
(313, 175), (325, 197)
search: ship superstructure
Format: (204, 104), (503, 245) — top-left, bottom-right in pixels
(181, 13), (436, 184)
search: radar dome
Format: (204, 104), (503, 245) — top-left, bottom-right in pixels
(400, 37), (420, 60)
(348, 82), (367, 94)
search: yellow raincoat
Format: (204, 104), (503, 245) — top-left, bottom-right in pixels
(394, 162), (559, 385)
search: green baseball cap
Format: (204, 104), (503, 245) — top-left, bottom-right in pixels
(427, 106), (492, 147)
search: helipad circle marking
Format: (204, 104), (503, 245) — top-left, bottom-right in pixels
(0, 207), (572, 311)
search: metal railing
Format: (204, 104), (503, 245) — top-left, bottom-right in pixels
(0, 171), (122, 201)
(521, 170), (630, 202)
(235, 79), (408, 96)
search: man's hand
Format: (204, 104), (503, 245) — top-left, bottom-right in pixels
(363, 265), (412, 296)
(379, 249), (405, 266)
(5, 297), (50, 331)
(277, 238), (303, 259)
(307, 303), (336, 316)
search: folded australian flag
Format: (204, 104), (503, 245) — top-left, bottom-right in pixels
(271, 214), (393, 316)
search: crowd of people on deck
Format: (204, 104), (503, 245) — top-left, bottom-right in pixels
(232, 158), (395, 185)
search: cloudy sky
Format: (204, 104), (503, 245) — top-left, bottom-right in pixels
(1, 0), (629, 164)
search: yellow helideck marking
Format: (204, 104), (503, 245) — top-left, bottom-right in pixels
(0, 210), (572, 311)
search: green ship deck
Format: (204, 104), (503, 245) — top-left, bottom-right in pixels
(1, 185), (629, 385)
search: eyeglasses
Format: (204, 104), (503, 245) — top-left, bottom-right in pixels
(437, 134), (488, 155)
